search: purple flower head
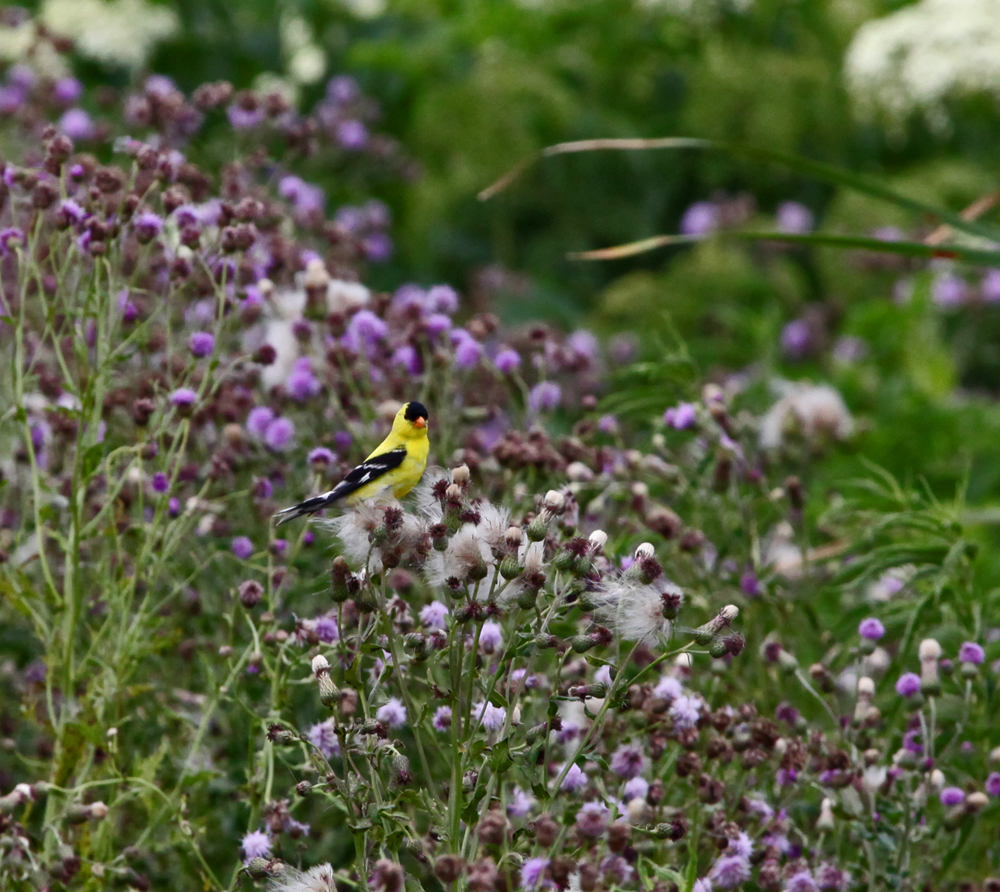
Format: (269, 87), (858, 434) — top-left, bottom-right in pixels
(520, 857), (550, 890)
(932, 273), (966, 307)
(610, 743), (648, 780)
(327, 75), (359, 104)
(681, 201), (719, 237)
(391, 344), (422, 375)
(777, 201), (814, 234)
(560, 763), (587, 792)
(508, 786), (535, 818)
(133, 211), (163, 243)
(785, 870), (819, 892)
(0, 227), (25, 255)
(334, 431), (353, 451)
(264, 417), (295, 451)
(474, 701), (506, 731)
(168, 497), (180, 517)
(895, 672), (921, 698)
(279, 175), (325, 218)
(227, 102), (265, 130)
(432, 705), (452, 732)
(241, 830), (272, 863)
(247, 407), (275, 439)
(902, 730), (923, 754)
(939, 786), (965, 807)
(981, 269), (1000, 303)
(709, 855), (750, 889)
(654, 675), (683, 701)
(58, 199), (86, 227)
(985, 772), (1000, 797)
(420, 600), (449, 631)
(693, 881), (713, 892)
(958, 642), (985, 664)
(858, 618), (885, 641)
(664, 402), (697, 430)
(287, 358), (321, 401)
(623, 776), (649, 801)
(574, 802), (610, 837)
(669, 694), (702, 729)
(740, 571), (761, 598)
(478, 621), (503, 654)
(336, 119), (368, 150)
(781, 319), (812, 359)
(494, 348), (522, 374)
(424, 313), (452, 337)
(814, 864), (850, 892)
(427, 284), (459, 314)
(232, 537), (254, 559)
(343, 310), (388, 355)
(169, 388), (198, 408)
(598, 414), (618, 434)
(151, 472), (169, 493)
(315, 615), (339, 643)
(308, 447), (335, 467)
(58, 108), (94, 141)
(528, 381), (561, 414)
(188, 331), (215, 358)
(376, 697), (407, 728)
(54, 77), (83, 105)
(308, 718), (340, 758)
(452, 331), (483, 369)
(366, 230), (393, 261)
(0, 85), (24, 114)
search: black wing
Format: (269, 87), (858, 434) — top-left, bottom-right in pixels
(274, 448), (407, 525)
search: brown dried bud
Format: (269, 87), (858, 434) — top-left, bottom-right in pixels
(434, 855), (465, 885)
(477, 809), (508, 846)
(532, 812), (559, 847)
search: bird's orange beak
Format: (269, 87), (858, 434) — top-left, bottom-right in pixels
(413, 417), (427, 429)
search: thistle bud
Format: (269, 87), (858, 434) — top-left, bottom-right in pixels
(317, 671), (339, 709)
(267, 724), (297, 745)
(708, 637), (729, 658)
(515, 587), (539, 609)
(553, 550), (574, 572)
(434, 855), (465, 884)
(504, 526), (522, 550)
(568, 683), (607, 700)
(919, 638), (942, 695)
(693, 605), (739, 645)
(404, 633), (430, 660)
(295, 781), (312, 796)
(499, 556), (521, 580)
(369, 524), (389, 546)
(354, 588), (378, 613)
(777, 650), (799, 675)
(467, 560), (489, 582)
(543, 490), (565, 512)
(527, 516), (549, 542)
(570, 635), (596, 653)
(534, 633), (558, 649)
(244, 857), (284, 880)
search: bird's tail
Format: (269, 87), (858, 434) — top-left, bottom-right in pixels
(273, 493), (333, 526)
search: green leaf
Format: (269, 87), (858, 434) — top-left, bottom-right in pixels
(487, 737), (512, 774)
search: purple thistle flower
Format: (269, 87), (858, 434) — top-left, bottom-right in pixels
(432, 705), (452, 732)
(610, 743), (648, 780)
(391, 344), (422, 375)
(287, 358), (321, 401)
(54, 77), (83, 105)
(452, 331), (483, 369)
(739, 571), (762, 597)
(981, 269), (1000, 303)
(0, 227), (25, 255)
(494, 348), (522, 374)
(336, 119), (368, 150)
(597, 414), (618, 434)
(560, 763), (587, 792)
(308, 718), (340, 758)
(507, 786), (535, 818)
(785, 870), (819, 892)
(528, 381), (561, 413)
(227, 102), (265, 130)
(241, 830), (272, 863)
(327, 75), (359, 103)
(427, 285), (459, 314)
(424, 313), (452, 337)
(858, 618), (885, 641)
(709, 855), (750, 889)
(420, 600), (449, 631)
(343, 310), (388, 355)
(664, 402), (696, 429)
(985, 772), (1000, 797)
(315, 615), (339, 643)
(263, 417), (295, 451)
(932, 273), (966, 307)
(376, 697), (407, 728)
(895, 672), (921, 698)
(151, 472), (169, 493)
(0, 85), (24, 114)
(169, 388), (198, 408)
(168, 497), (180, 517)
(777, 201), (814, 234)
(623, 776), (649, 801)
(133, 211), (164, 243)
(781, 319), (812, 359)
(520, 857), (550, 890)
(654, 675), (683, 701)
(246, 406), (275, 439)
(902, 730), (923, 754)
(574, 802), (610, 837)
(680, 201), (719, 237)
(188, 331), (215, 358)
(814, 864), (850, 892)
(669, 694), (702, 729)
(57, 199), (86, 226)
(308, 447), (335, 466)
(58, 108), (94, 141)
(478, 621), (503, 654)
(232, 537), (254, 559)
(939, 787), (965, 807)
(473, 701), (506, 731)
(693, 881), (713, 892)
(958, 642), (985, 664)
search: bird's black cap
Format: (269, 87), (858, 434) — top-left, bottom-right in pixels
(404, 401), (429, 422)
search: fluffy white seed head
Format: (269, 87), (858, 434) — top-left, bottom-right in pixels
(452, 464), (470, 485)
(544, 489), (565, 511)
(588, 530), (608, 549)
(634, 542), (655, 559)
(311, 654), (330, 674)
(857, 676), (875, 697)
(919, 638), (942, 661)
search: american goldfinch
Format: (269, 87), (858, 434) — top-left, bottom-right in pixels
(274, 401), (430, 525)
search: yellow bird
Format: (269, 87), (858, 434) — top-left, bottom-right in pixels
(274, 401), (430, 525)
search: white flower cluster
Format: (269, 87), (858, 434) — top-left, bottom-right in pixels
(758, 381), (853, 451)
(41, 0), (179, 69)
(844, 0), (1000, 128)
